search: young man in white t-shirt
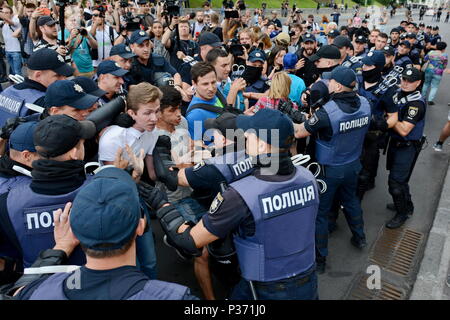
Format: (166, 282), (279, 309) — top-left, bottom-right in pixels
(0, 6), (23, 76)
(99, 82), (161, 182)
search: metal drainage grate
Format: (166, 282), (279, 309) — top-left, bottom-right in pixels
(369, 227), (423, 277)
(348, 275), (405, 300)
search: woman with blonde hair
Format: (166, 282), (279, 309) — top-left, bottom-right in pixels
(253, 72), (299, 111)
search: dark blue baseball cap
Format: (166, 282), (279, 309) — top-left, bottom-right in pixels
(96, 60), (128, 77)
(9, 121), (37, 152)
(327, 29), (340, 38)
(361, 50), (386, 67)
(44, 80), (100, 110)
(302, 33), (316, 43)
(129, 30), (150, 44)
(198, 32), (222, 47)
(110, 43), (136, 59)
(27, 48), (74, 76)
(236, 109), (294, 149)
(322, 66), (356, 88)
(248, 49), (266, 63)
(72, 76), (106, 97)
(70, 167), (141, 251)
(283, 53), (298, 70)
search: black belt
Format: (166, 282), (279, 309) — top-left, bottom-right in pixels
(391, 138), (419, 148)
(252, 269), (314, 288)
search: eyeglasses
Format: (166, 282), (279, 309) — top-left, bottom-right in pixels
(93, 14), (100, 17)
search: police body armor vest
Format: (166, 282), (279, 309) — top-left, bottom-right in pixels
(341, 56), (363, 73)
(315, 97), (371, 166)
(0, 175), (31, 195)
(230, 166), (319, 282)
(0, 86), (45, 126)
(7, 179), (91, 267)
(357, 79), (389, 118)
(204, 150), (254, 184)
(395, 55), (412, 68)
(28, 271), (191, 300)
(391, 90), (425, 141)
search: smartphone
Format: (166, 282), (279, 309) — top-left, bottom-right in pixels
(225, 10), (239, 19)
(41, 8), (51, 16)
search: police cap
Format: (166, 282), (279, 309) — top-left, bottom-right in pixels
(204, 112), (238, 137)
(309, 45), (341, 62)
(402, 67), (422, 82)
(322, 66), (356, 88)
(9, 121), (37, 152)
(129, 30), (150, 44)
(27, 48), (74, 76)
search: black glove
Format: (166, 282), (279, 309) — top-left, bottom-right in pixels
(155, 135), (172, 163)
(138, 181), (169, 211)
(277, 100), (306, 124)
(113, 113), (135, 128)
(0, 117), (27, 139)
(370, 116), (389, 132)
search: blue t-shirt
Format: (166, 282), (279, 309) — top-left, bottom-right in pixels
(220, 82), (245, 111)
(288, 74), (306, 106)
(186, 96), (224, 141)
(61, 29), (94, 73)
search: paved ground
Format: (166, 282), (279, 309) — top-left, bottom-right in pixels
(151, 8), (450, 300)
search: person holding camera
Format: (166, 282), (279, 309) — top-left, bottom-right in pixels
(16, 1), (36, 62)
(32, 15), (69, 61)
(0, 6), (23, 76)
(288, 23), (303, 54)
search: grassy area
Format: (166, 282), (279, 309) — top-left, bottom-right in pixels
(189, 0), (360, 9)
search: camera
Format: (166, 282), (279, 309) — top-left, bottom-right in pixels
(120, 1), (129, 8)
(223, 0), (234, 9)
(289, 30), (295, 37)
(162, 0), (180, 17)
(78, 28), (88, 37)
(55, 0), (77, 6)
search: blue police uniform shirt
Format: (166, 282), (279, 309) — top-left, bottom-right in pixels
(179, 55), (202, 85)
(186, 96), (224, 141)
(391, 90), (426, 140)
(129, 54), (177, 86)
(358, 81), (398, 115)
(287, 73), (306, 106)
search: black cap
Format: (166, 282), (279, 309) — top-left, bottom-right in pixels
(309, 45), (341, 62)
(419, 23), (425, 27)
(382, 45), (395, 56)
(333, 36), (352, 48)
(432, 26), (439, 30)
(390, 27), (400, 34)
(110, 43), (136, 59)
(322, 66), (356, 88)
(198, 32), (222, 47)
(72, 77), (107, 98)
(37, 16), (57, 27)
(27, 48), (74, 76)
(34, 115), (96, 158)
(399, 41), (411, 49)
(44, 80), (100, 110)
(406, 32), (417, 39)
(355, 35), (367, 44)
(204, 113), (238, 137)
(302, 33), (316, 43)
(402, 67), (422, 82)
(327, 29), (340, 38)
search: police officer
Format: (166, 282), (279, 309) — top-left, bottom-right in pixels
(357, 51), (398, 200)
(395, 41), (414, 70)
(128, 30), (183, 90)
(294, 66), (371, 273)
(381, 46), (397, 78)
(155, 108), (319, 300)
(295, 33), (320, 87)
(72, 77), (107, 99)
(335, 36), (363, 74)
(11, 167), (198, 300)
(308, 45), (342, 78)
(353, 35), (368, 61)
(0, 49), (74, 126)
(388, 28), (401, 49)
(243, 49), (270, 107)
(405, 32), (421, 69)
(109, 43), (136, 90)
(0, 115), (97, 269)
(96, 60), (128, 106)
(385, 68), (426, 229)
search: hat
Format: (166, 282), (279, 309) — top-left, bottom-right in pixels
(198, 32), (222, 47)
(333, 35), (352, 48)
(70, 167), (141, 251)
(361, 50), (386, 67)
(327, 29), (340, 38)
(97, 60), (128, 77)
(426, 25), (432, 29)
(402, 67), (422, 82)
(44, 80), (100, 110)
(9, 121), (38, 152)
(270, 30), (279, 39)
(283, 53), (298, 70)
(302, 33), (316, 43)
(72, 77), (107, 98)
(309, 45), (341, 62)
(399, 40), (411, 49)
(390, 27), (400, 34)
(432, 26), (439, 30)
(27, 48), (74, 76)
(355, 35), (367, 44)
(362, 19), (368, 24)
(406, 32), (417, 39)
(236, 109), (294, 149)
(275, 32), (290, 46)
(382, 45), (395, 56)
(110, 43), (136, 59)
(419, 23), (425, 27)
(37, 16), (57, 27)
(248, 49), (266, 63)
(129, 30), (150, 44)
(34, 115), (96, 158)
(322, 66), (356, 88)
(204, 113), (238, 137)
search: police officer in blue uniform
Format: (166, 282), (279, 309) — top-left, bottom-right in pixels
(395, 41), (414, 70)
(357, 51), (398, 200)
(155, 109), (320, 300)
(0, 49), (74, 126)
(243, 49), (270, 107)
(335, 36), (363, 74)
(385, 68), (426, 229)
(405, 32), (421, 68)
(353, 35), (369, 60)
(0, 115), (97, 269)
(10, 167), (198, 300)
(294, 66), (371, 273)
(388, 28), (401, 49)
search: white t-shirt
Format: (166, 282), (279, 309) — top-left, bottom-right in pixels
(2, 16), (21, 52)
(87, 25), (118, 67)
(98, 125), (158, 163)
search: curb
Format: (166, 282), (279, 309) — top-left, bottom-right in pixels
(410, 157), (450, 300)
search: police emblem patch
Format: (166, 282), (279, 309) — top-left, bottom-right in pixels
(139, 31), (146, 36)
(126, 46), (131, 52)
(115, 62), (121, 68)
(256, 52), (261, 57)
(308, 114), (319, 126)
(193, 161), (205, 171)
(73, 84), (83, 93)
(368, 51), (374, 57)
(57, 55), (65, 63)
(406, 70), (413, 76)
(209, 192), (224, 214)
(408, 106), (418, 117)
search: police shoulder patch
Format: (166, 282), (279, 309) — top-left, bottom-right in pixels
(193, 161), (205, 171)
(408, 106), (418, 117)
(308, 114), (319, 126)
(209, 192), (224, 214)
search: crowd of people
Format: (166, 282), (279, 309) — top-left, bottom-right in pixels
(0, 0), (448, 301)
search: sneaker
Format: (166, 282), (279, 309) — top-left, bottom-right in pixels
(433, 142), (443, 152)
(428, 101), (435, 105)
(386, 213), (409, 229)
(163, 235), (192, 261)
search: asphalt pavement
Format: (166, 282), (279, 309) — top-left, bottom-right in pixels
(153, 9), (450, 300)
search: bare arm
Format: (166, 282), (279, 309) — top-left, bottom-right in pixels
(393, 121), (415, 137)
(294, 122), (312, 139)
(386, 112), (398, 128)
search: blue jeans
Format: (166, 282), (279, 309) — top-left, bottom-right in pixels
(5, 51), (22, 76)
(230, 266), (318, 300)
(422, 69), (442, 102)
(136, 199), (157, 279)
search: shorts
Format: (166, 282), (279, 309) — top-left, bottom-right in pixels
(172, 197), (207, 224)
